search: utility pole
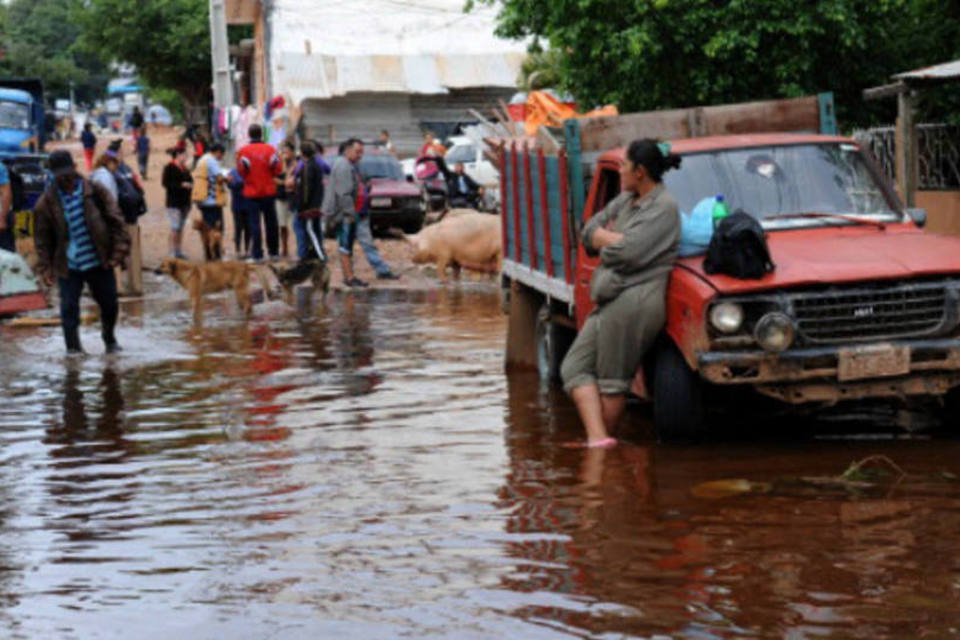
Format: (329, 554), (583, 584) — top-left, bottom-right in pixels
(209, 0), (233, 148)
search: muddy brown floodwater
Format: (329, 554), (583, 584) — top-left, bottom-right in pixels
(3, 278), (960, 639)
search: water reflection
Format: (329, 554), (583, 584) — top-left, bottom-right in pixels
(3, 286), (960, 638)
(499, 372), (960, 638)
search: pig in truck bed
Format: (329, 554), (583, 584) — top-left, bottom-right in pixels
(498, 93), (960, 440)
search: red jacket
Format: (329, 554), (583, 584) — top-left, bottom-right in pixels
(237, 142), (282, 198)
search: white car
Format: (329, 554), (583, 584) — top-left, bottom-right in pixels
(443, 135), (499, 188)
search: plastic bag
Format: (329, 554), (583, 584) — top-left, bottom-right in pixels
(679, 196), (716, 257)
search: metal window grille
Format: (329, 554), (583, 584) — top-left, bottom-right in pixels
(854, 124), (960, 190)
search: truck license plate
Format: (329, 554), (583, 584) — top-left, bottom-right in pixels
(837, 344), (910, 382)
(370, 197), (391, 208)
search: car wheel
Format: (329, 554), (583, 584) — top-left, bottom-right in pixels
(652, 341), (706, 441)
(535, 305), (573, 383)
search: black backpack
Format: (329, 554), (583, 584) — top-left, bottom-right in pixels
(115, 172), (147, 224)
(703, 210), (775, 279)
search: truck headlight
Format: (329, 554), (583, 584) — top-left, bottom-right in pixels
(754, 312), (795, 352)
(710, 302), (744, 334)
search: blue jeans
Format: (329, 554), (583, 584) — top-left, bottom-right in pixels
(356, 215), (391, 276)
(246, 197), (278, 260)
(58, 267), (118, 350)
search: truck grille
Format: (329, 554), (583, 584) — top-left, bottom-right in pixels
(790, 282), (951, 344)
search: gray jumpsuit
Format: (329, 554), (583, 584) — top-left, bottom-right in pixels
(560, 185), (680, 395)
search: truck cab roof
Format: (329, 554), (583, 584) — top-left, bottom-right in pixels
(0, 88), (34, 105)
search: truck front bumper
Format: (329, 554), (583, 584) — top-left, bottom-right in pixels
(699, 339), (960, 404)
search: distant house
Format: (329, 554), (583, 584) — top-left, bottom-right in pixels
(225, 0), (526, 155)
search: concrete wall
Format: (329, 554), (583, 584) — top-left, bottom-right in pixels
(917, 190), (960, 236)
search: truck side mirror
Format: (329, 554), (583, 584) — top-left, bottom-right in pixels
(906, 207), (927, 228)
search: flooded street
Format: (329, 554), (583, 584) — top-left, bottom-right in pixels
(3, 281), (960, 638)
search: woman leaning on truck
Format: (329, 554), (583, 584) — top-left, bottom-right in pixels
(560, 139), (682, 448)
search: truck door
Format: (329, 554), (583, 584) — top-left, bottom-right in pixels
(573, 162), (622, 328)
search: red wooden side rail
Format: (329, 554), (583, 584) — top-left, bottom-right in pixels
(559, 150), (573, 284)
(537, 148), (554, 277)
(523, 147), (537, 271)
(499, 144), (508, 263)
(510, 142), (521, 263)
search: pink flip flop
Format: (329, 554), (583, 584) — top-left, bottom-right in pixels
(561, 437), (618, 449)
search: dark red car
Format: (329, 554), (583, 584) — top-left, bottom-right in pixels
(358, 150), (424, 234)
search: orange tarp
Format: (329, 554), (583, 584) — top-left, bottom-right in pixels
(524, 90), (618, 136)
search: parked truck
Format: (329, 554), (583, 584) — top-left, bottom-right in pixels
(500, 93), (960, 439)
(0, 78), (49, 216)
(0, 78), (48, 316)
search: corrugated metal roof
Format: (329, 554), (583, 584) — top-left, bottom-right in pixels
(892, 59), (960, 83)
(268, 0), (528, 105)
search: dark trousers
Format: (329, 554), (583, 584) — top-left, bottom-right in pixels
(246, 197), (278, 260)
(58, 267), (119, 350)
(231, 202), (251, 255)
(199, 205), (223, 229)
(0, 210), (13, 251)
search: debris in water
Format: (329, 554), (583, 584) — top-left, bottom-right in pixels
(690, 479), (771, 499)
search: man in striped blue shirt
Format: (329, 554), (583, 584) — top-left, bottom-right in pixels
(34, 150), (130, 354)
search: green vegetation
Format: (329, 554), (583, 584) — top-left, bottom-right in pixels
(0, 0), (110, 104)
(76, 0), (212, 110)
(470, 0), (960, 127)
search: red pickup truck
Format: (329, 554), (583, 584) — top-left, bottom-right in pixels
(500, 95), (960, 439)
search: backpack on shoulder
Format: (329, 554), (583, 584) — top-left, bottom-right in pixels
(115, 173), (147, 224)
(702, 209), (775, 279)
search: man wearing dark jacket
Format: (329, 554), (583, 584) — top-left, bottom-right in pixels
(34, 150), (130, 354)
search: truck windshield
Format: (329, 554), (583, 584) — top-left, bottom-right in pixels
(663, 143), (901, 228)
(359, 155), (404, 181)
(0, 101), (30, 130)
(445, 144), (476, 165)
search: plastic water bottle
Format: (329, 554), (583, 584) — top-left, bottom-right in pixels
(712, 194), (730, 228)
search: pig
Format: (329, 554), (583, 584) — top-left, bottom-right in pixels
(404, 210), (501, 281)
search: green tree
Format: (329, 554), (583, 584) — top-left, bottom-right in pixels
(471, 0), (960, 128)
(0, 0), (110, 105)
(77, 0), (212, 110)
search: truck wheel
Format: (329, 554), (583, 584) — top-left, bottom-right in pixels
(535, 305), (572, 382)
(652, 341), (706, 441)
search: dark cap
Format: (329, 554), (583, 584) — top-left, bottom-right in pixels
(48, 150), (76, 177)
(108, 138), (123, 152)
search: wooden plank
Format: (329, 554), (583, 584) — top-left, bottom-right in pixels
(577, 95), (825, 153)
(510, 143), (522, 263)
(499, 144), (509, 263)
(702, 95), (820, 136)
(577, 108), (691, 153)
(537, 149), (554, 277)
(559, 150), (574, 284)
(523, 147), (537, 270)
(544, 156), (565, 278)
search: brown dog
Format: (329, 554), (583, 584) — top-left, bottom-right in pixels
(268, 259), (331, 307)
(156, 256), (274, 327)
(192, 218), (223, 262)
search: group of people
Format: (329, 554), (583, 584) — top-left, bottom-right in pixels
(160, 123), (399, 287)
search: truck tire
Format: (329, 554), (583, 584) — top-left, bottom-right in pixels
(652, 341), (706, 441)
(535, 305), (573, 382)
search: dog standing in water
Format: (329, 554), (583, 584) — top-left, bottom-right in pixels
(268, 259), (331, 307)
(155, 256), (273, 327)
